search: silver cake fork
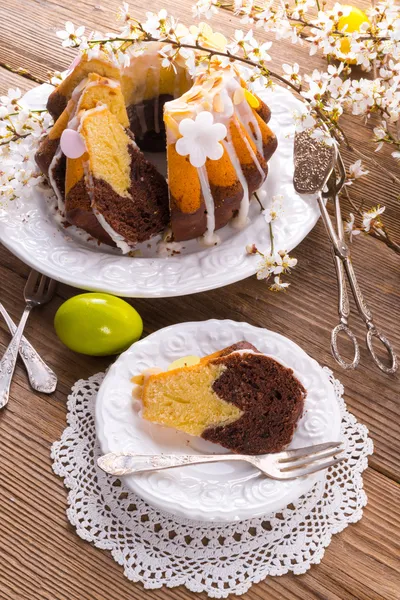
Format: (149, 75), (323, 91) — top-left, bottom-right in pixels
(0, 270), (57, 408)
(0, 302), (57, 394)
(97, 441), (345, 480)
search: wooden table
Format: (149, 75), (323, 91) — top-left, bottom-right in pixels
(0, 1), (399, 598)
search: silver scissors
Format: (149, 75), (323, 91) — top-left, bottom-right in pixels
(294, 131), (398, 374)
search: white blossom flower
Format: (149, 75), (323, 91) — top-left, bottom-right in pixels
(159, 45), (178, 73)
(175, 111), (227, 168)
(248, 40), (272, 62)
(263, 194), (283, 223)
(362, 205), (385, 232)
(0, 88), (22, 107)
(56, 22), (85, 48)
(193, 0), (219, 19)
(116, 2), (130, 22)
(274, 250), (297, 274)
(294, 110), (317, 132)
(344, 213), (361, 242)
(310, 127), (335, 146)
(142, 10), (168, 37)
(392, 151), (400, 160)
(227, 29), (257, 55)
(256, 252), (277, 280)
(269, 276), (290, 292)
(256, 249), (296, 280)
(282, 62), (301, 84)
(346, 160), (369, 184)
(87, 45), (102, 61)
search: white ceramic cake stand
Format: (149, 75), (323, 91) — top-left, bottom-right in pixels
(0, 82), (319, 297)
(95, 320), (341, 522)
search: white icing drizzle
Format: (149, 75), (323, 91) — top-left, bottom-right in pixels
(229, 79), (264, 156)
(197, 165), (220, 246)
(150, 64), (161, 134)
(48, 146), (66, 213)
(135, 104), (146, 137)
(235, 100), (263, 156)
(92, 209), (132, 254)
(222, 133), (250, 229)
(71, 77), (89, 100)
(174, 70), (182, 98)
(235, 116), (265, 181)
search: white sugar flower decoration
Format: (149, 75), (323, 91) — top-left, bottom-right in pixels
(176, 112), (227, 168)
(56, 22), (85, 47)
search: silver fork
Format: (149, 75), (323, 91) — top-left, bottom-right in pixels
(97, 441), (345, 480)
(0, 303), (57, 394)
(0, 270), (57, 408)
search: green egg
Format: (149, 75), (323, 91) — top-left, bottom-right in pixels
(54, 293), (143, 356)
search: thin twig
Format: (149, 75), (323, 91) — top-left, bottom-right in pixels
(269, 222), (274, 255)
(254, 191), (265, 211)
(352, 146), (400, 185)
(0, 63), (44, 85)
(342, 186), (400, 254)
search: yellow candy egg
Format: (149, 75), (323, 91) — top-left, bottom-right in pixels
(338, 5), (369, 59)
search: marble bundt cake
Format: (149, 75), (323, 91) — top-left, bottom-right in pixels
(135, 342), (306, 455)
(38, 42), (277, 251)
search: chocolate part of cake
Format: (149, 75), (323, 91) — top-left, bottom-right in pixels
(127, 94), (174, 152)
(203, 351), (306, 454)
(84, 145), (169, 247)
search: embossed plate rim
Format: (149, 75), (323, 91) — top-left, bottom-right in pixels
(95, 320), (341, 522)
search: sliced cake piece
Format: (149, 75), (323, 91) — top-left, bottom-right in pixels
(138, 342), (306, 454)
(164, 69), (278, 243)
(36, 74), (131, 225)
(66, 105), (169, 251)
(46, 53), (121, 120)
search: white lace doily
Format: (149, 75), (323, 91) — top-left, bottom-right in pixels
(51, 368), (373, 598)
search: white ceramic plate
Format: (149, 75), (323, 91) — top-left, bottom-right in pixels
(0, 82), (319, 298)
(96, 320), (341, 522)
